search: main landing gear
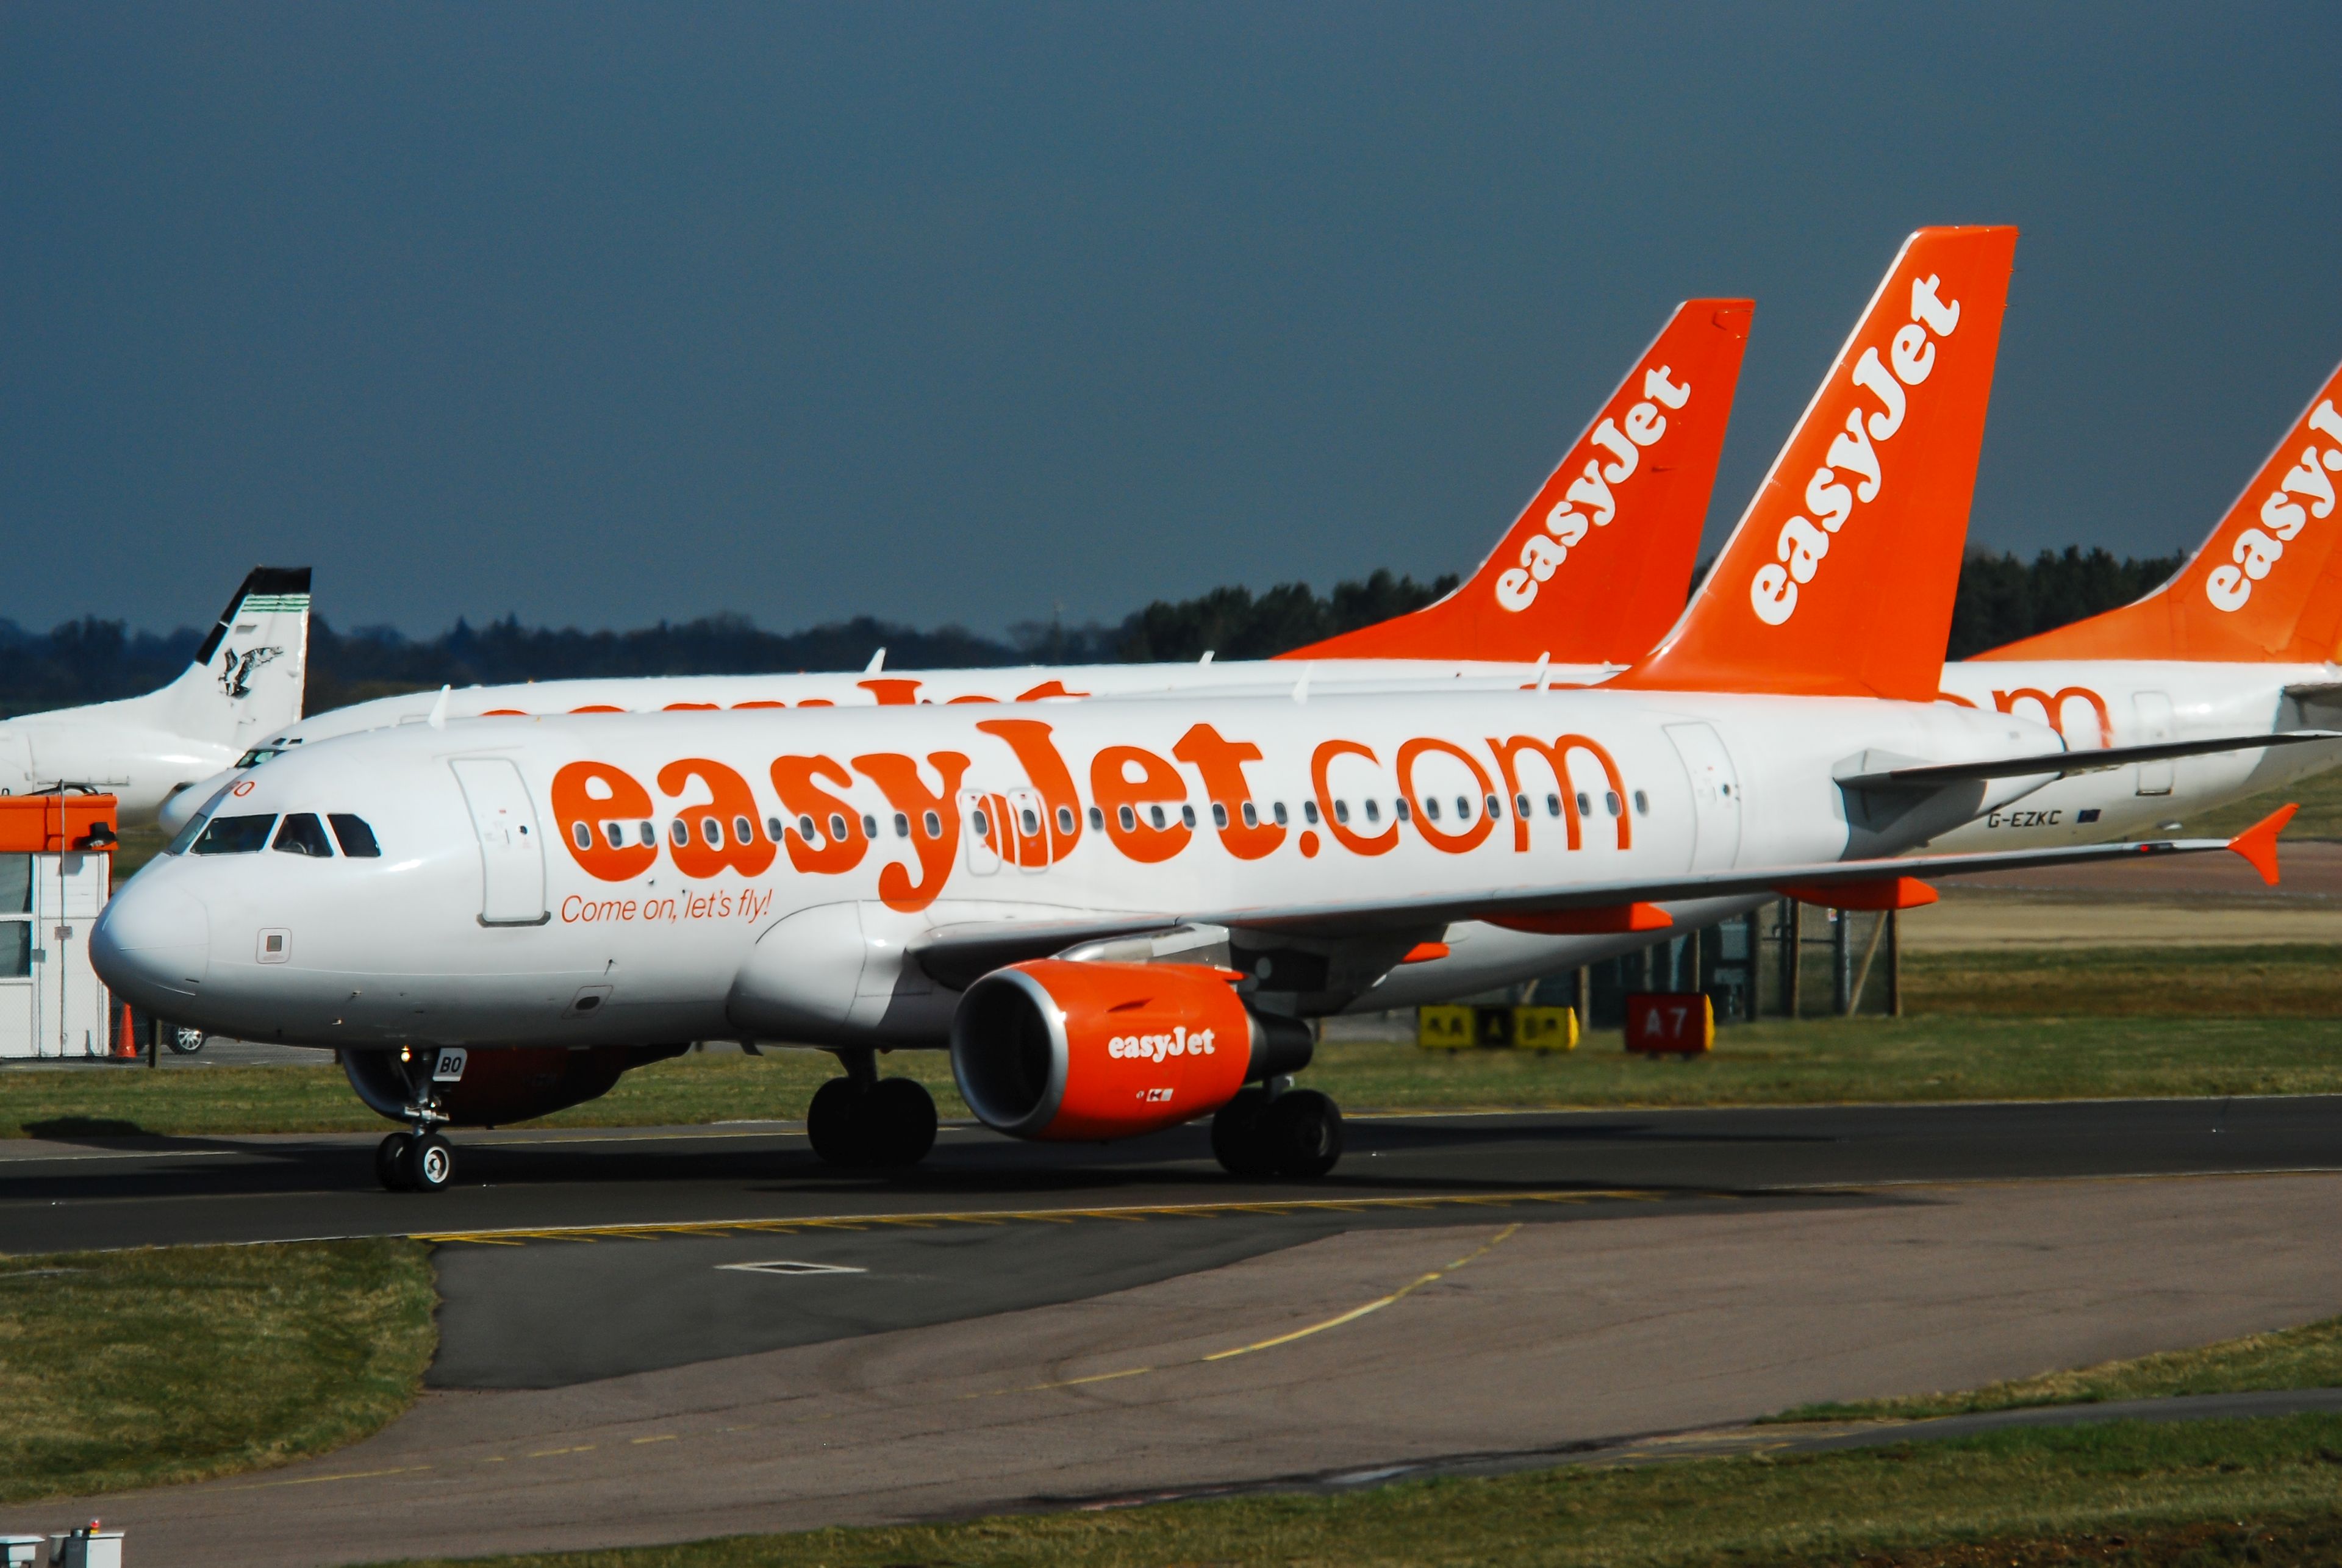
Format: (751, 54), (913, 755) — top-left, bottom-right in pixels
(1212, 1081), (1344, 1178)
(807, 1048), (937, 1171)
(375, 1047), (456, 1193)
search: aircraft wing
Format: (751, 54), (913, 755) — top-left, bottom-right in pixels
(908, 807), (2295, 978)
(1835, 731), (2342, 790)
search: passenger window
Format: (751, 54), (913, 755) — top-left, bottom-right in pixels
(767, 816), (785, 842)
(1241, 802), (1257, 828)
(972, 810), (989, 839)
(573, 822), (593, 851)
(1364, 800), (1380, 825)
(1486, 794), (1502, 819)
(1455, 796), (1470, 820)
(1333, 800), (1350, 825)
(671, 820), (690, 848)
(1273, 802), (1289, 826)
(1633, 790), (1650, 816)
(1423, 797), (1441, 822)
(1212, 803), (1229, 829)
(1576, 792), (1591, 818)
(1545, 793), (1561, 818)
(1148, 804), (1167, 830)
(923, 810), (942, 839)
(799, 813), (820, 840)
(1180, 804), (1197, 828)
(603, 821), (627, 850)
(1119, 804), (1137, 831)
(1304, 801), (1320, 825)
(894, 812), (911, 839)
(1056, 806), (1075, 835)
(1605, 791), (1622, 817)
(1020, 807), (1039, 836)
(700, 818), (722, 849)
(829, 813), (850, 842)
(637, 820), (656, 847)
(1088, 806), (1105, 831)
(192, 814), (278, 855)
(272, 814), (334, 857)
(1515, 793), (1531, 818)
(1395, 798), (1411, 822)
(862, 814), (879, 840)
(328, 814), (382, 858)
(734, 815), (755, 846)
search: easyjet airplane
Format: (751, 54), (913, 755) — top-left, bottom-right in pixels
(1922, 357), (2342, 847)
(93, 227), (2316, 1194)
(154, 300), (1753, 834)
(0, 568), (310, 825)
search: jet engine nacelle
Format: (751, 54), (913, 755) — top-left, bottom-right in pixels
(950, 959), (1311, 1141)
(343, 1043), (688, 1128)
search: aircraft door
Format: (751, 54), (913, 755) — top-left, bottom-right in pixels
(1664, 723), (1742, 871)
(2133, 692), (2175, 796)
(451, 758), (548, 925)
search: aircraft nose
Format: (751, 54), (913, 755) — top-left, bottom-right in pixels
(91, 882), (211, 1008)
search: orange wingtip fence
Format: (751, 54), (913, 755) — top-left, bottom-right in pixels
(2227, 801), (2299, 886)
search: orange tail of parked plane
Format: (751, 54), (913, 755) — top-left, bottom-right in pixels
(1972, 357), (2342, 664)
(1614, 226), (2019, 700)
(1281, 298), (1752, 666)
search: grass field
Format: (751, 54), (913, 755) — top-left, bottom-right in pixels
(365, 1417), (2342, 1567)
(0, 1239), (435, 1504)
(1774, 1312), (2342, 1425)
(10, 944), (2342, 1139)
(2191, 764), (2342, 839)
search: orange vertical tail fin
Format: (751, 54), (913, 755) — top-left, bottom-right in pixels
(1281, 298), (1753, 665)
(1613, 227), (2018, 700)
(1973, 358), (2342, 663)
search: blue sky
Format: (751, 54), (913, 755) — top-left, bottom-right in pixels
(5, 2), (2338, 637)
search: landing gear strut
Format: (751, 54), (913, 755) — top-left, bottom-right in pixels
(1212, 1080), (1343, 1178)
(374, 1048), (456, 1193)
(806, 1048), (937, 1170)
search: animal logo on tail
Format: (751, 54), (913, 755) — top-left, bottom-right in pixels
(218, 645), (284, 699)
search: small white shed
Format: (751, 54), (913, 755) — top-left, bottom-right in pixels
(0, 793), (117, 1059)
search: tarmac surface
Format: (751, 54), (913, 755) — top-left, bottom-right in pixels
(6, 1097), (2342, 1562)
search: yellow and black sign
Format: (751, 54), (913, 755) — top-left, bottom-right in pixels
(1417, 1004), (1578, 1051)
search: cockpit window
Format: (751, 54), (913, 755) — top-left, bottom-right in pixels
(328, 814), (381, 858)
(233, 745), (285, 769)
(191, 814), (278, 855)
(272, 814), (334, 858)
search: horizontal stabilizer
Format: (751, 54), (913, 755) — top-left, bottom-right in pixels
(1835, 729), (2342, 790)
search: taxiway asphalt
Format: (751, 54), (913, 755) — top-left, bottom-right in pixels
(5, 1098), (2342, 1564)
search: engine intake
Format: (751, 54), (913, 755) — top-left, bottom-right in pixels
(950, 959), (1311, 1141)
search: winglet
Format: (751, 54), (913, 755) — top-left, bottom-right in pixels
(2227, 802), (2299, 886)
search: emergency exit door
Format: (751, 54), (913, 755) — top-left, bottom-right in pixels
(1665, 723), (1744, 871)
(451, 759), (548, 925)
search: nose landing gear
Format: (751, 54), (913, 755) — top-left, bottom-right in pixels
(806, 1048), (937, 1170)
(376, 1129), (456, 1192)
(374, 1048), (457, 1192)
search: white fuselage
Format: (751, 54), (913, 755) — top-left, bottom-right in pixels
(96, 687), (2055, 1051)
(1930, 659), (2342, 848)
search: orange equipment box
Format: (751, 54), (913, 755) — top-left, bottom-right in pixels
(1624, 992), (1714, 1054)
(0, 793), (118, 854)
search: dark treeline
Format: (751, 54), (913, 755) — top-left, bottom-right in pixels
(1946, 546), (2183, 660)
(0, 553), (2183, 718)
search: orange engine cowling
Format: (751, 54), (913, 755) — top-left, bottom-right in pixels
(950, 959), (1308, 1141)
